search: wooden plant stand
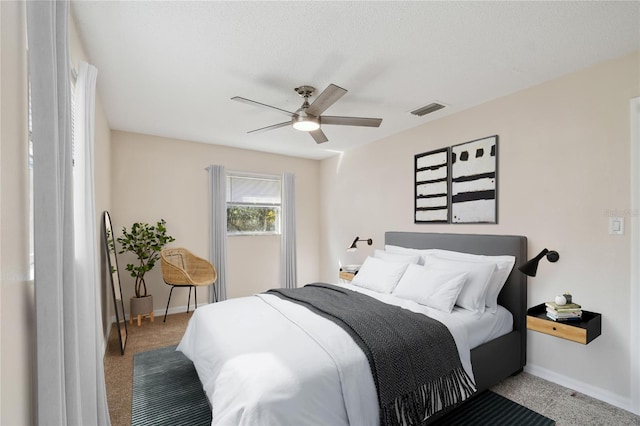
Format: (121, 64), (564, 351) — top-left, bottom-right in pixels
(130, 295), (154, 327)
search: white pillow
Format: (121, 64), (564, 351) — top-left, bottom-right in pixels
(384, 244), (436, 265)
(374, 249), (421, 265)
(393, 264), (468, 313)
(427, 249), (515, 314)
(351, 256), (409, 294)
(422, 257), (496, 316)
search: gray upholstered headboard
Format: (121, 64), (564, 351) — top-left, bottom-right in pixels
(384, 231), (528, 335)
(384, 232), (529, 405)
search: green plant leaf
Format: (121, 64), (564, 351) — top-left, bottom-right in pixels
(116, 219), (175, 298)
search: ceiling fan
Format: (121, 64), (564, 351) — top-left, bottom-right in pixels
(231, 84), (382, 144)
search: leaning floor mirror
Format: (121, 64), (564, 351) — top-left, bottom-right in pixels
(103, 211), (127, 355)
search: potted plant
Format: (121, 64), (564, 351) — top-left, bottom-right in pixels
(117, 219), (175, 324)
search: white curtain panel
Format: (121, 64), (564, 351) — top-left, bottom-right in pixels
(27, 1), (109, 424)
(207, 165), (228, 302)
(73, 61), (111, 424)
(281, 173), (297, 289)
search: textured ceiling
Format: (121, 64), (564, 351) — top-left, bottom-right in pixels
(71, 1), (640, 160)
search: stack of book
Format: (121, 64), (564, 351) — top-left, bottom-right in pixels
(341, 264), (360, 273)
(545, 301), (582, 321)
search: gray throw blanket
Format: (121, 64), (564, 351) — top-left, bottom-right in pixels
(266, 283), (476, 426)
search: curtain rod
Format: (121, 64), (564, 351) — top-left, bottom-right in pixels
(203, 167), (282, 180)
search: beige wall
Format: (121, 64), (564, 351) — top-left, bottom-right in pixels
(1, 2), (33, 424)
(111, 131), (320, 312)
(319, 51), (640, 409)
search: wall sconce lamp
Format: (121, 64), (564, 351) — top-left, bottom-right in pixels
(518, 248), (560, 277)
(347, 236), (373, 252)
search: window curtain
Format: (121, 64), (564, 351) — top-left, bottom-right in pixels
(207, 165), (228, 302)
(281, 173), (297, 289)
(27, 2), (110, 424)
(72, 60), (110, 424)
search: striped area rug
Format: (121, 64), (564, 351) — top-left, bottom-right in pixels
(132, 345), (211, 426)
(436, 390), (555, 425)
(132, 345), (554, 426)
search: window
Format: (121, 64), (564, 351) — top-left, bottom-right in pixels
(227, 172), (281, 235)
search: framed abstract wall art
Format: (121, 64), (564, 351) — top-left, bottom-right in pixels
(414, 147), (450, 223)
(450, 135), (498, 223)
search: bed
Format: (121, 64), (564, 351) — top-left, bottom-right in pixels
(177, 231), (527, 425)
(384, 232), (528, 393)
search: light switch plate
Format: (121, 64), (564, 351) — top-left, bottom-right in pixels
(609, 217), (624, 235)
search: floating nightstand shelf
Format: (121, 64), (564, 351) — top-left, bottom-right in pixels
(339, 270), (356, 281)
(527, 304), (601, 344)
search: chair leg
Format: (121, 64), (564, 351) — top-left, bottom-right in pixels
(186, 286), (192, 314)
(164, 286), (175, 322)
(194, 286), (198, 310)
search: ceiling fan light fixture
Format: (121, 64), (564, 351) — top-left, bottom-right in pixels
(292, 116), (320, 131)
(232, 83), (381, 144)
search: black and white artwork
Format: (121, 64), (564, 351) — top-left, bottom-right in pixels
(415, 147), (449, 223)
(450, 136), (498, 223)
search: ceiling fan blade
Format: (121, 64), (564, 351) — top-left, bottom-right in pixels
(231, 96), (295, 117)
(321, 116), (382, 127)
(309, 128), (329, 144)
(306, 84), (347, 116)
(247, 121), (291, 134)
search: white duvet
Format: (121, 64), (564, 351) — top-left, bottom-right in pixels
(177, 283), (474, 426)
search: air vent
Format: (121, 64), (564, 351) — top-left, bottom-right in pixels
(410, 102), (446, 117)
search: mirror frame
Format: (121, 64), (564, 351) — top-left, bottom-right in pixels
(103, 211), (127, 355)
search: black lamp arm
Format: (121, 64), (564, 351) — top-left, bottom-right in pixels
(356, 237), (373, 246)
(348, 236), (373, 250)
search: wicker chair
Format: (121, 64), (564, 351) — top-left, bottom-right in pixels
(160, 248), (217, 322)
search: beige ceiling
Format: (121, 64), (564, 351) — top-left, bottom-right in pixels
(71, 1), (640, 160)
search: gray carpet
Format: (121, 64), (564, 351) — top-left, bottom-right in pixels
(132, 345), (555, 426)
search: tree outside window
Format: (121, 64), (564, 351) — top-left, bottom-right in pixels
(226, 173), (281, 235)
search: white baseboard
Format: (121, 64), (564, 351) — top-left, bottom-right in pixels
(148, 302), (210, 321)
(525, 363), (634, 414)
(103, 303), (205, 355)
(108, 302), (210, 325)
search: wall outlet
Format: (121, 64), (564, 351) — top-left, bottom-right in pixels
(609, 217), (624, 235)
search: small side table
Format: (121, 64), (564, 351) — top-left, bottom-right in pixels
(527, 303), (601, 344)
(339, 270), (356, 282)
